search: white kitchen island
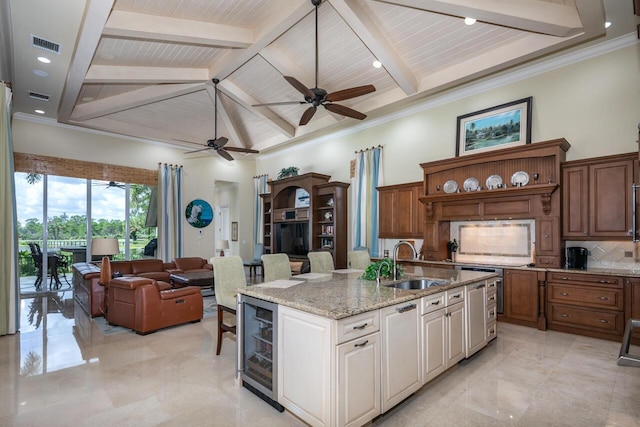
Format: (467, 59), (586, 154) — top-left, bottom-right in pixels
(237, 267), (498, 427)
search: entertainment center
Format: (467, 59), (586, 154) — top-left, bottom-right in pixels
(261, 173), (349, 268)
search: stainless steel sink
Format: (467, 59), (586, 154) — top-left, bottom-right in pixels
(386, 278), (447, 290)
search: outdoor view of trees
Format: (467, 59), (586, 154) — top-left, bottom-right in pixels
(16, 173), (157, 277)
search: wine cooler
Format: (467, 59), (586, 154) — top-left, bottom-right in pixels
(238, 295), (284, 411)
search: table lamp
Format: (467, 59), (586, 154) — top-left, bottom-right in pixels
(91, 238), (120, 262)
(216, 239), (230, 257)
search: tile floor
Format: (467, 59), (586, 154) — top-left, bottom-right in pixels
(1, 287), (639, 426)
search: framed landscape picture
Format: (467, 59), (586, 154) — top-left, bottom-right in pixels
(456, 97), (532, 156)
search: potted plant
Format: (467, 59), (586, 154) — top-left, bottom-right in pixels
(277, 166), (299, 180)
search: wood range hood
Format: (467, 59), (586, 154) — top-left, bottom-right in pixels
(418, 138), (571, 267)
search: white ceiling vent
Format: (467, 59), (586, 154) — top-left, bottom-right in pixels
(28, 91), (50, 101)
(30, 35), (61, 54)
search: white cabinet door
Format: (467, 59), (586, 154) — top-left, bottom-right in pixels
(447, 301), (466, 366)
(380, 301), (421, 413)
(465, 281), (487, 358)
(278, 306), (333, 427)
(337, 332), (381, 427)
(421, 308), (447, 384)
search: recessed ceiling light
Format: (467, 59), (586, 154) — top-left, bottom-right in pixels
(32, 69), (48, 77)
(605, 21), (612, 28)
(37, 56), (51, 64)
(464, 17), (476, 25)
(373, 60), (382, 69)
(35, 109), (45, 114)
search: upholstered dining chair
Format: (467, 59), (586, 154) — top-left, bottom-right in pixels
(243, 243), (264, 277)
(261, 253), (291, 282)
(348, 249), (371, 270)
(211, 256), (247, 355)
(307, 251), (335, 273)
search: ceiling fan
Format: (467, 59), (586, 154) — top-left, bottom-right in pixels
(183, 78), (259, 161)
(252, 0), (376, 126)
(93, 181), (126, 189)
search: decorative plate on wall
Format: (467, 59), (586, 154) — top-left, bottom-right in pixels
(443, 180), (458, 194)
(185, 199), (213, 228)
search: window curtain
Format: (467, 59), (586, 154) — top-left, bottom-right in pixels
(0, 82), (18, 335)
(351, 146), (383, 257)
(253, 174), (268, 244)
(157, 164), (183, 262)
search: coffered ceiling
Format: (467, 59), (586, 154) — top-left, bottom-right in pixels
(2, 0), (629, 158)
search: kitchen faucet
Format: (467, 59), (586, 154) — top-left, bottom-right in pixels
(392, 241), (418, 280)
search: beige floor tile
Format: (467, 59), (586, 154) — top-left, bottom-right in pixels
(2, 289), (640, 426)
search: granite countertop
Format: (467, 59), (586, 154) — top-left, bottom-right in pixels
(404, 259), (640, 278)
(237, 268), (497, 320)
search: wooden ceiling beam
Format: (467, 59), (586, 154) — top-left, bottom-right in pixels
(330, 0), (418, 95)
(84, 65), (209, 84)
(103, 10), (253, 48)
(70, 83), (205, 121)
(377, 0), (584, 37)
(219, 79), (296, 138)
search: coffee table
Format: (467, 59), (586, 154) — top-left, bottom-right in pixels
(170, 271), (215, 295)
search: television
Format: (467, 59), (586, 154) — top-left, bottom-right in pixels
(275, 222), (309, 257)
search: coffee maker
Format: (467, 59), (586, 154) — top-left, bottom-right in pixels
(565, 247), (588, 270)
(447, 239), (458, 262)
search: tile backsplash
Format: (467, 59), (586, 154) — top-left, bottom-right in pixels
(565, 240), (640, 271)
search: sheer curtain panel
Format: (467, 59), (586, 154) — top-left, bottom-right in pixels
(1, 82), (18, 335)
(158, 164), (183, 262)
(253, 175), (268, 244)
(351, 147), (383, 257)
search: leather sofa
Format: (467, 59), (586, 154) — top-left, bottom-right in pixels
(72, 257), (212, 317)
(107, 276), (203, 335)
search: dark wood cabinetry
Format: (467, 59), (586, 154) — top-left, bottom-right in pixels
(562, 153), (637, 240)
(624, 277), (640, 344)
(547, 272), (624, 341)
(261, 173), (349, 268)
(501, 269), (542, 328)
(378, 181), (424, 239)
(261, 194), (272, 253)
(419, 139), (569, 266)
(313, 182), (349, 269)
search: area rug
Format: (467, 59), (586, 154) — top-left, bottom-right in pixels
(93, 295), (217, 336)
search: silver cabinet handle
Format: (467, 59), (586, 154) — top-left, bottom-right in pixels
(598, 296), (609, 301)
(597, 280), (611, 284)
(354, 340), (369, 348)
(396, 303), (417, 313)
(598, 319), (609, 323)
(352, 323), (368, 330)
(560, 292), (569, 296)
(561, 314), (570, 318)
(560, 276), (570, 280)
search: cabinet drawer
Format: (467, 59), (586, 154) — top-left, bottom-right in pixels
(487, 322), (497, 341)
(547, 272), (621, 287)
(336, 310), (380, 344)
(421, 292), (445, 315)
(445, 288), (465, 306)
(486, 280), (498, 293)
(548, 303), (624, 334)
(487, 303), (497, 323)
(548, 283), (623, 310)
(486, 290), (497, 306)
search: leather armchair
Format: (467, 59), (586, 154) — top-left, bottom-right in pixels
(107, 276), (203, 335)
